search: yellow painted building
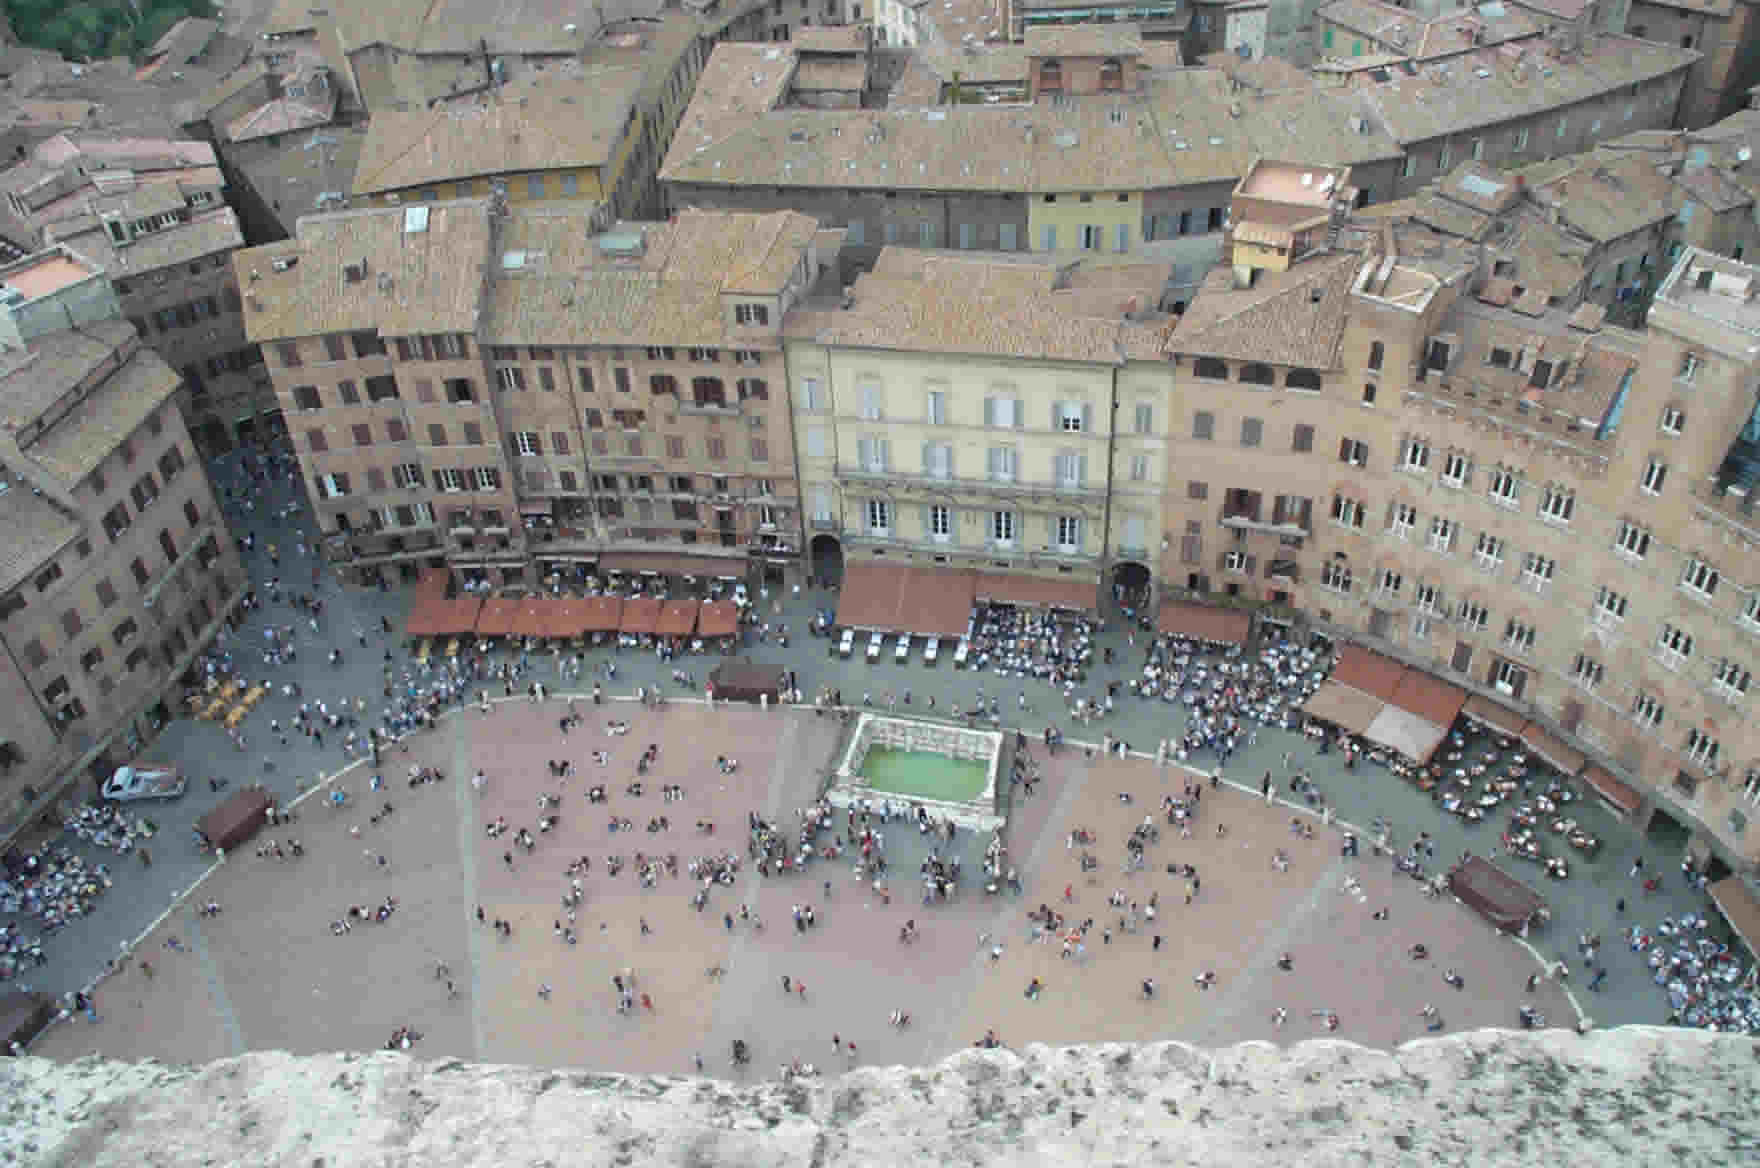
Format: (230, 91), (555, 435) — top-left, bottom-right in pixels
(351, 69), (645, 217)
(1027, 190), (1142, 253)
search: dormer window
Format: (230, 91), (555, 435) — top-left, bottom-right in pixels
(735, 303), (769, 326)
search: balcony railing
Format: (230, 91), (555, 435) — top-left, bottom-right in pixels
(1219, 509), (1310, 538)
(837, 465), (1108, 501)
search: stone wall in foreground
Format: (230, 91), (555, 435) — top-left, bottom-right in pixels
(4, 1028), (1758, 1166)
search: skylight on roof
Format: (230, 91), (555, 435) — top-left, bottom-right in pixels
(1459, 174), (1506, 199)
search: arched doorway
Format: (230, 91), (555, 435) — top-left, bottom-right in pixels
(810, 534), (844, 590)
(1111, 560), (1152, 619)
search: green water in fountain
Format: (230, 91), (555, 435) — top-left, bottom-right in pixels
(859, 746), (989, 802)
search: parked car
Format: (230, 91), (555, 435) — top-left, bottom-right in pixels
(953, 638), (971, 668)
(838, 628), (854, 658)
(894, 634), (911, 662)
(101, 764), (186, 803)
(924, 636), (941, 665)
(867, 631), (884, 662)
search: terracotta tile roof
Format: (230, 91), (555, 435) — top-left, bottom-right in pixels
(0, 319), (138, 431)
(791, 249), (1163, 364)
(235, 200), (494, 342)
(792, 25), (869, 53)
(1318, 0), (1540, 60)
(1411, 189), (1495, 240)
(351, 71), (643, 196)
(664, 58), (1401, 194)
(1022, 23), (1145, 58)
(46, 207), (244, 275)
(0, 464), (81, 594)
(793, 60), (868, 91)
(1540, 154), (1677, 241)
(15, 340), (183, 485)
(482, 207), (818, 347)
(1357, 37), (1698, 145)
(1437, 294), (1640, 428)
(1496, 210), (1589, 299)
(1168, 253), (1362, 368)
(274, 0), (613, 55)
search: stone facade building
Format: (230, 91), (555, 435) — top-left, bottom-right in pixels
(236, 202), (822, 590)
(0, 134), (268, 453)
(0, 249), (246, 844)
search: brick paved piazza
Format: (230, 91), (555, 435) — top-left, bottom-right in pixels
(34, 700), (1574, 1075)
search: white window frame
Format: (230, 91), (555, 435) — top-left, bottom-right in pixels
(1572, 653), (1604, 690)
(926, 389), (946, 426)
(1389, 502), (1416, 539)
(866, 498), (892, 536)
(1128, 453), (1151, 482)
(928, 503), (952, 542)
(990, 509), (1017, 547)
(1058, 401), (1086, 433)
(989, 444), (1018, 483)
(1331, 495), (1364, 529)
(473, 466), (500, 491)
(1321, 560), (1352, 593)
(1521, 552), (1555, 593)
(1402, 439), (1430, 473)
(436, 468), (465, 493)
(1632, 692), (1665, 730)
(1414, 583), (1440, 615)
(1056, 514), (1082, 553)
(1743, 594), (1760, 634)
(1377, 568), (1404, 599)
(1473, 533), (1504, 571)
(1441, 451), (1469, 489)
(1054, 450), (1085, 488)
(1488, 468), (1520, 507)
(1680, 557), (1719, 600)
(1427, 517), (1456, 553)
(1657, 623), (1694, 671)
(1640, 458), (1668, 495)
(1661, 405), (1685, 436)
(859, 381), (884, 421)
(1503, 620), (1536, 653)
(1678, 353), (1700, 383)
(1134, 402), (1153, 434)
(514, 431), (540, 456)
(1713, 658), (1750, 702)
(1459, 601), (1488, 631)
(1686, 728), (1720, 770)
(1593, 586), (1628, 626)
(1614, 521), (1650, 561)
(1539, 486), (1574, 525)
(393, 462), (423, 489)
(801, 377), (825, 411)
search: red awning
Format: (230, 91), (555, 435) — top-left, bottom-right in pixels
(837, 561), (912, 631)
(1709, 876), (1760, 959)
(835, 561), (974, 636)
(1461, 694), (1527, 737)
(508, 596), (565, 638)
(403, 568), (455, 637)
(698, 600), (739, 638)
(580, 595), (623, 632)
(473, 595), (521, 637)
(1156, 600), (1251, 645)
(1390, 668), (1467, 729)
(1581, 764), (1642, 815)
(1518, 723), (1586, 776)
(974, 572), (1098, 613)
(601, 552), (744, 578)
(656, 598), (700, 637)
(1331, 645), (1405, 703)
(440, 594), (483, 636)
(619, 595), (662, 635)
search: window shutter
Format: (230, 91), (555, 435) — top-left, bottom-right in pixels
(984, 396), (997, 426)
(857, 437), (871, 467)
(1078, 454), (1088, 484)
(507, 435), (519, 457)
(987, 446), (999, 476)
(1013, 397), (1024, 428)
(922, 440), (933, 473)
(921, 505), (931, 534)
(1052, 400), (1063, 431)
(1083, 403), (1094, 431)
(879, 439), (890, 469)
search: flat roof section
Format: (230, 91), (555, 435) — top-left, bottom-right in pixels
(1238, 161), (1346, 209)
(2, 254), (95, 302)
